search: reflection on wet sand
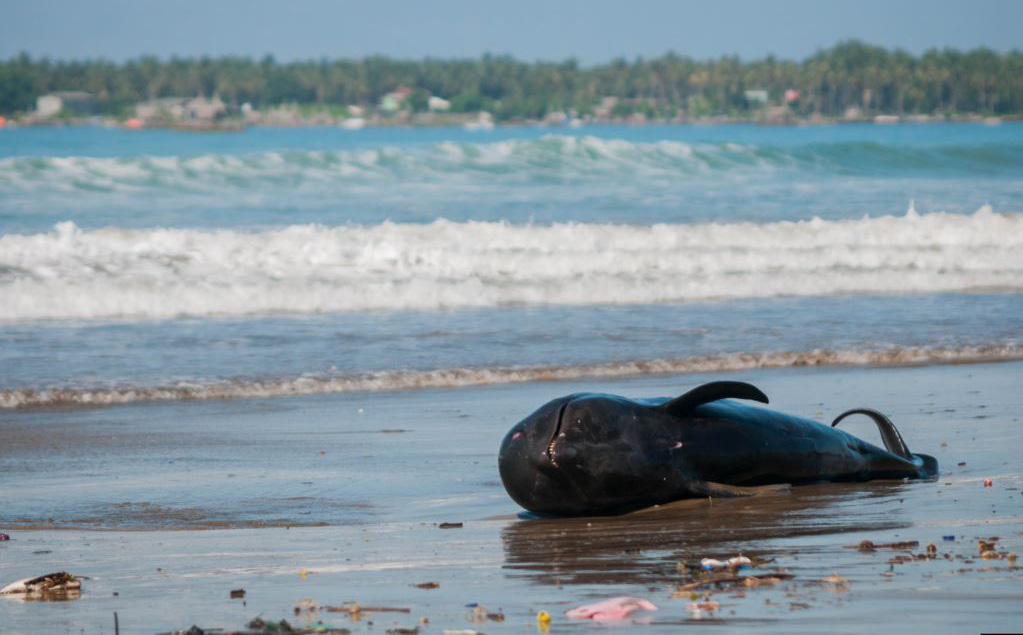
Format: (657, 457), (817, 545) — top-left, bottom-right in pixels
(501, 481), (914, 586)
(5, 498), (371, 531)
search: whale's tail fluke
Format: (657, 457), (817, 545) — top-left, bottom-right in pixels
(831, 408), (911, 458)
(831, 408), (938, 477)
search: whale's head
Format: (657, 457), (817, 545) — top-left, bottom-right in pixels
(498, 393), (695, 515)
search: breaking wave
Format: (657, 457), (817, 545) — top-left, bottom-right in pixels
(3, 343), (1021, 409)
(2, 136), (1021, 195)
(1, 206), (1021, 322)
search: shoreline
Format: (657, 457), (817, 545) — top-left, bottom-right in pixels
(1, 360), (1021, 633)
(4, 343), (1023, 411)
(2, 112), (1017, 131)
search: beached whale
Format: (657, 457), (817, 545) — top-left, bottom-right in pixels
(498, 381), (938, 516)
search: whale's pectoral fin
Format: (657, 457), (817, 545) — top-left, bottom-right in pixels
(663, 381), (769, 416)
(831, 408), (913, 459)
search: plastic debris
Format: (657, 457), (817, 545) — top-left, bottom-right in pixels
(686, 600), (720, 612)
(467, 605), (487, 623)
(700, 556), (752, 570)
(566, 596), (658, 620)
(536, 610), (551, 627)
(1, 572), (81, 600)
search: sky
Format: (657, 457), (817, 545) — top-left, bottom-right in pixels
(2, 0), (1021, 64)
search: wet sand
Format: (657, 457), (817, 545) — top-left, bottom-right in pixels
(1, 361), (1022, 633)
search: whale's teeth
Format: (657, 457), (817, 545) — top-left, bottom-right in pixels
(546, 439), (559, 467)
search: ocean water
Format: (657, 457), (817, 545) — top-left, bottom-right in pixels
(1, 122), (1022, 408)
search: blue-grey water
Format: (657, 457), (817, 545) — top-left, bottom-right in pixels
(1, 122), (1022, 407)
(2, 123), (1023, 635)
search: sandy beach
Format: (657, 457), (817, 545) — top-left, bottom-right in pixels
(2, 360), (1021, 634)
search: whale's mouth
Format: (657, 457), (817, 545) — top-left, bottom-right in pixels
(545, 402), (569, 467)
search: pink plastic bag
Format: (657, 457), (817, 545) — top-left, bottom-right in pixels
(565, 596), (658, 620)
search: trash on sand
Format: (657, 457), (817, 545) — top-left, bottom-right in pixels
(247, 617), (293, 631)
(229, 588), (246, 599)
(324, 603), (410, 615)
(673, 572), (794, 593)
(414, 581), (439, 589)
(155, 626), (217, 635)
(700, 556), (752, 570)
(685, 600), (720, 612)
(0, 572), (81, 600)
(978, 539), (998, 553)
(438, 522), (463, 529)
(854, 540), (919, 552)
(565, 596), (658, 620)
(467, 605), (487, 622)
(983, 478), (993, 487)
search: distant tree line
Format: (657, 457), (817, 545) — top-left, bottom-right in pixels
(1, 41), (1021, 119)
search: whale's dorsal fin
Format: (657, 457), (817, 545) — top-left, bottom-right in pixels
(831, 408), (912, 459)
(663, 381), (769, 416)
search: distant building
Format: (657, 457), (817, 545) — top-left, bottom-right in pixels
(135, 95), (227, 122)
(185, 94), (226, 120)
(379, 86), (412, 113)
(427, 96), (450, 112)
(135, 97), (188, 121)
(744, 89), (769, 105)
(594, 96), (618, 119)
(36, 91), (96, 118)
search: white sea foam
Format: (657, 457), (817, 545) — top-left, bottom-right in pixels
(3, 343), (1021, 409)
(0, 207), (1021, 322)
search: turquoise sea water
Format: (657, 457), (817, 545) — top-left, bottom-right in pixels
(1, 122), (1021, 406)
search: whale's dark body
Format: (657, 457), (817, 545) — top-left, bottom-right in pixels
(498, 381), (938, 516)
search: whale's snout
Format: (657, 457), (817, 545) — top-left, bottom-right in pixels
(498, 395), (590, 514)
